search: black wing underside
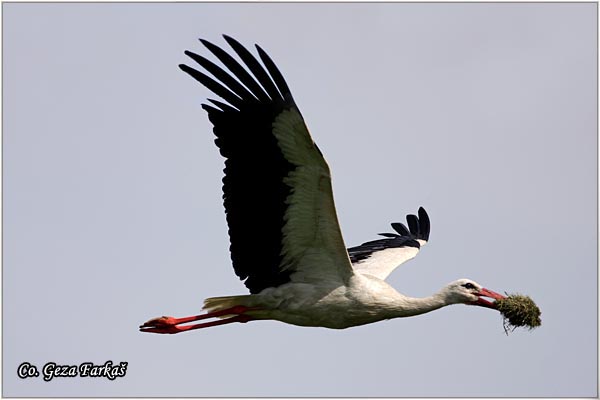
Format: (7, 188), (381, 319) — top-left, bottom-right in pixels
(180, 35), (298, 294)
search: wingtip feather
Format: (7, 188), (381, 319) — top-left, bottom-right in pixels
(417, 207), (430, 241)
(391, 222), (410, 236)
(406, 214), (420, 236)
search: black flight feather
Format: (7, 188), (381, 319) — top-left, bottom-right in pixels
(255, 44), (295, 104)
(184, 50), (259, 103)
(179, 64), (243, 109)
(199, 38), (271, 103)
(418, 207), (430, 241)
(222, 35), (284, 103)
(406, 214), (420, 237)
(391, 222), (410, 236)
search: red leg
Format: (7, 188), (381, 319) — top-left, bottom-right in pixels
(140, 314), (253, 334)
(139, 306), (254, 334)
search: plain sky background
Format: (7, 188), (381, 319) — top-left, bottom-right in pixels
(2, 2), (597, 397)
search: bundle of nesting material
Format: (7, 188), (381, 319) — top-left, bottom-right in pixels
(495, 293), (541, 334)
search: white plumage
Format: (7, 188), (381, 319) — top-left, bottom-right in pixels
(352, 247), (422, 280)
(140, 36), (505, 334)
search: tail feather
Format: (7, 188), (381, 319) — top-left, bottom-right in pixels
(203, 295), (254, 315)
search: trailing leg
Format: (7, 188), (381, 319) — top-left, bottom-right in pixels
(139, 305), (255, 334)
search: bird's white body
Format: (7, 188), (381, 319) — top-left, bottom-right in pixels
(204, 275), (472, 329)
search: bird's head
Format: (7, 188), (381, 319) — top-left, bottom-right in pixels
(442, 279), (506, 309)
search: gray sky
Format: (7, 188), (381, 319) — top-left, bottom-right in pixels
(3, 3), (597, 397)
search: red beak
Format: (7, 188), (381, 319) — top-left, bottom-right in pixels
(472, 288), (506, 309)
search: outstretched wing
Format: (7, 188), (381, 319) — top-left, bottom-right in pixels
(180, 35), (354, 294)
(349, 207), (430, 281)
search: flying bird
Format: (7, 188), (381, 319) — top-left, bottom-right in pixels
(140, 35), (505, 334)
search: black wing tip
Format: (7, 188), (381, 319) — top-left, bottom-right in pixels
(348, 207), (431, 263)
(192, 35), (239, 49)
(391, 222), (410, 236)
(198, 37), (226, 56)
(417, 206), (430, 241)
(384, 207), (431, 242)
(378, 232), (399, 238)
(222, 34), (236, 43)
(200, 35), (237, 48)
(406, 214), (419, 232)
(195, 35), (252, 53)
(255, 44), (272, 61)
(198, 38), (213, 47)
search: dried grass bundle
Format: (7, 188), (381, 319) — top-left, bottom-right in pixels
(495, 293), (541, 334)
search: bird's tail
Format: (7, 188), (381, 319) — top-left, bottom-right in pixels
(203, 295), (256, 318)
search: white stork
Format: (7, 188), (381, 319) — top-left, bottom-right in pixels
(140, 35), (505, 334)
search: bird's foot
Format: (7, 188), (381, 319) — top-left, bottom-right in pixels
(139, 316), (185, 334)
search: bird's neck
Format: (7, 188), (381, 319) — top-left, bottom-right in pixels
(390, 291), (450, 318)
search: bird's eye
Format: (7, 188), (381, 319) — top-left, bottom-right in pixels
(462, 282), (476, 290)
